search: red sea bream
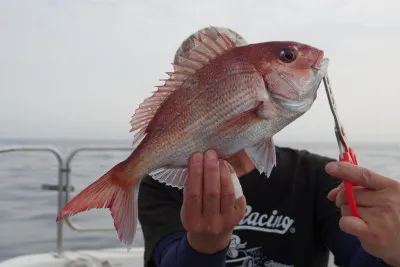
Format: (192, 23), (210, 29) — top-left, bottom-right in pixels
(56, 27), (329, 248)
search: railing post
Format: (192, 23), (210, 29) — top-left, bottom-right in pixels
(0, 145), (134, 257)
(0, 146), (66, 257)
(56, 163), (68, 257)
(64, 146), (133, 232)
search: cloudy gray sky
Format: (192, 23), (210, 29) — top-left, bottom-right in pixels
(1, 0), (399, 143)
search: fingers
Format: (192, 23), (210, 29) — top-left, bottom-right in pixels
(234, 193), (247, 218)
(225, 161), (243, 200)
(325, 162), (393, 190)
(203, 150), (221, 216)
(219, 160), (235, 217)
(340, 205), (352, 216)
(339, 205), (376, 247)
(335, 187), (378, 208)
(183, 150), (246, 235)
(183, 152), (204, 219)
(339, 215), (371, 241)
(339, 205), (372, 240)
(340, 205), (371, 217)
(327, 182), (344, 201)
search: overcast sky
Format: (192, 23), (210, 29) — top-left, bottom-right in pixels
(1, 0), (399, 143)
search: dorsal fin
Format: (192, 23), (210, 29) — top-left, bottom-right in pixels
(129, 27), (238, 147)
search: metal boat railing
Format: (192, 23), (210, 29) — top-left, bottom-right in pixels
(0, 145), (133, 257)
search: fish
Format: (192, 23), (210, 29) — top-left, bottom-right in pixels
(56, 26), (329, 248)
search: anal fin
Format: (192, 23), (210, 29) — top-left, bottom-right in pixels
(245, 138), (276, 177)
(213, 107), (263, 137)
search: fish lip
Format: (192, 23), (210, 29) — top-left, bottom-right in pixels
(294, 57), (330, 99)
(311, 51), (325, 70)
(316, 57), (330, 74)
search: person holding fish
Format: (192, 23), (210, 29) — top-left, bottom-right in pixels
(56, 26), (400, 267)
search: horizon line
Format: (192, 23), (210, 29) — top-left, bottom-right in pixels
(0, 137), (398, 145)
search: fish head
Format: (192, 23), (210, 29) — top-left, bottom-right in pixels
(256, 41), (329, 113)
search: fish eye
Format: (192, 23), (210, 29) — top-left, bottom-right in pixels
(279, 48), (297, 63)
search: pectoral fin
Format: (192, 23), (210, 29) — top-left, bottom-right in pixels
(245, 138), (276, 178)
(213, 107), (263, 137)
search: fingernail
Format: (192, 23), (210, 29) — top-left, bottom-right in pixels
(326, 189), (336, 200)
(325, 162), (338, 174)
(223, 160), (229, 169)
(205, 149), (217, 160)
(224, 161), (235, 173)
(191, 152), (203, 163)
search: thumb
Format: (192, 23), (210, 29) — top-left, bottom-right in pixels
(225, 161), (243, 200)
(225, 162), (247, 216)
(339, 216), (372, 242)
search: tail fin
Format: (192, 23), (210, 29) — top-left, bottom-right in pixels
(56, 160), (139, 248)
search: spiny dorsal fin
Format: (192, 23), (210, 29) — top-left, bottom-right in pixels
(129, 27), (238, 147)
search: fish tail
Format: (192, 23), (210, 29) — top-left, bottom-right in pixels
(56, 157), (141, 249)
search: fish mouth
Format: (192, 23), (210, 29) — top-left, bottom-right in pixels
(307, 57), (330, 96)
(311, 50), (325, 70)
(312, 57), (330, 81)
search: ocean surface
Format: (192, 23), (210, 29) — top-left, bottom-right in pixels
(0, 138), (399, 264)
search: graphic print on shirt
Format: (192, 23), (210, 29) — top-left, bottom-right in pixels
(225, 205), (296, 267)
(226, 234), (294, 267)
(236, 205), (296, 234)
(226, 235), (294, 267)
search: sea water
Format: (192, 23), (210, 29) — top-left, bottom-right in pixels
(0, 138), (398, 264)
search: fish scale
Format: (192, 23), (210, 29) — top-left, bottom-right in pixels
(57, 26), (329, 248)
(145, 72), (260, 164)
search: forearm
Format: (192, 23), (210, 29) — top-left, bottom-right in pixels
(154, 232), (229, 267)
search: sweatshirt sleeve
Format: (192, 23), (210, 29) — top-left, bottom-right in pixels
(153, 229), (394, 267)
(329, 229), (393, 266)
(153, 232), (229, 267)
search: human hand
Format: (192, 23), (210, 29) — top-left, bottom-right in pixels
(180, 150), (246, 254)
(325, 161), (400, 267)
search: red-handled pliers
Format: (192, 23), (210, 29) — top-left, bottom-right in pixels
(323, 74), (360, 218)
